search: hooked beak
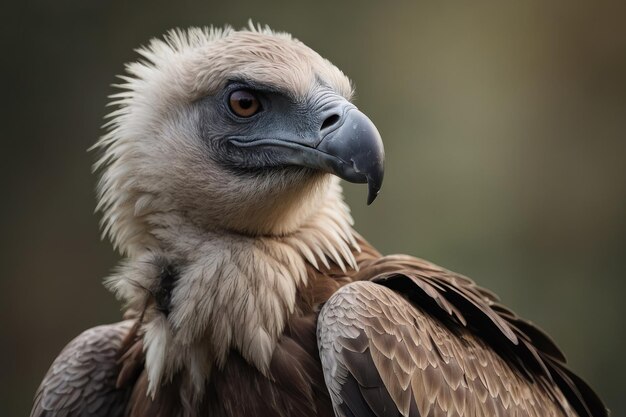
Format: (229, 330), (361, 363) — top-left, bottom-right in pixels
(229, 104), (385, 204)
(315, 108), (385, 205)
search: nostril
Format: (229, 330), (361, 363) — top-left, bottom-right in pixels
(321, 114), (341, 131)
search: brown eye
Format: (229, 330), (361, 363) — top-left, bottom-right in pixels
(228, 89), (261, 117)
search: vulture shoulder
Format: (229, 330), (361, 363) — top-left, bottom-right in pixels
(31, 320), (139, 417)
(317, 252), (608, 417)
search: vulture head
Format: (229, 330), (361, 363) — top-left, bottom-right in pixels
(95, 25), (384, 257)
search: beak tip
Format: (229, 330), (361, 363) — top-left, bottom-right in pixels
(366, 180), (382, 205)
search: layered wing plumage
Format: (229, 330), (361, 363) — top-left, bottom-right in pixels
(31, 321), (135, 417)
(31, 250), (607, 417)
(317, 254), (608, 417)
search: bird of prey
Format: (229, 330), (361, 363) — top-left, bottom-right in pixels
(31, 24), (608, 417)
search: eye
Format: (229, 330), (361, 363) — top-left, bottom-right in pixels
(228, 89), (261, 117)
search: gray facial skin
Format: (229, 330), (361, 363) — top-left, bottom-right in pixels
(197, 81), (385, 204)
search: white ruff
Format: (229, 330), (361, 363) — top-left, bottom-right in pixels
(106, 180), (358, 396)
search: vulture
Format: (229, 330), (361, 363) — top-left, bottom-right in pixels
(31, 24), (608, 417)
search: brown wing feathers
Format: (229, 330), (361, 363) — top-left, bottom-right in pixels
(319, 280), (573, 417)
(31, 321), (136, 417)
(320, 242), (608, 417)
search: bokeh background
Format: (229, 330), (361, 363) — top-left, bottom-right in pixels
(3, 1), (625, 416)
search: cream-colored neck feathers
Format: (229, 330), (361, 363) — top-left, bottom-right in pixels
(106, 179), (359, 396)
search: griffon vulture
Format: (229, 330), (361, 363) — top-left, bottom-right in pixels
(31, 24), (608, 417)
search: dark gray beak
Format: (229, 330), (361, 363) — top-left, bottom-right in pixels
(315, 108), (385, 205)
(228, 103), (385, 204)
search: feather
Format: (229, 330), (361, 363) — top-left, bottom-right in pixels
(31, 321), (135, 417)
(318, 253), (608, 417)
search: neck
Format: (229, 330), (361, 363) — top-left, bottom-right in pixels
(105, 180), (358, 395)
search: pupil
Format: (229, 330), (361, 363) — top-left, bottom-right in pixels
(239, 98), (252, 109)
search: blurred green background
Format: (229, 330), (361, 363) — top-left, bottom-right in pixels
(3, 1), (625, 416)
